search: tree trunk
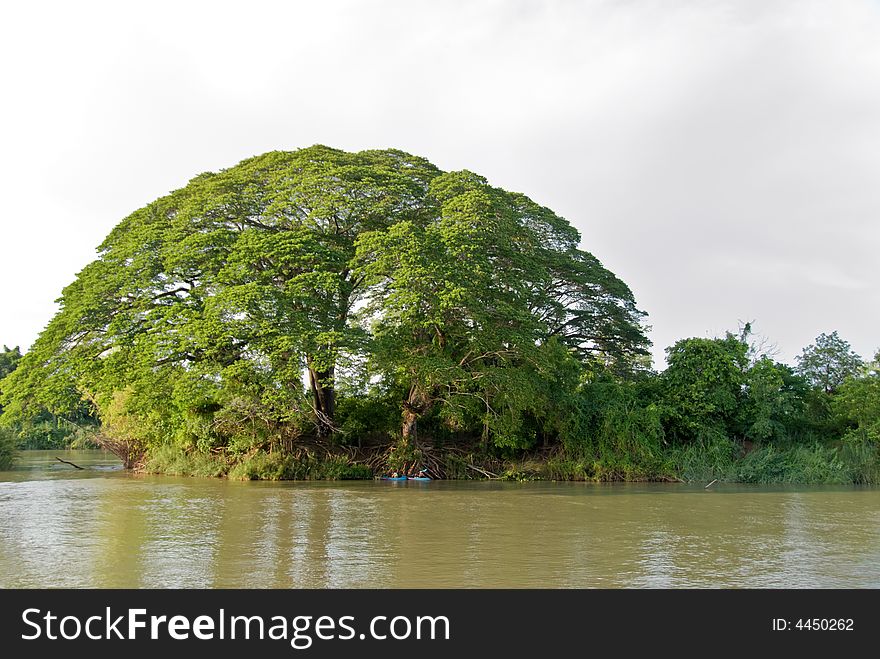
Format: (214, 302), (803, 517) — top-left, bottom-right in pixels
(402, 408), (419, 442)
(307, 358), (336, 438)
(401, 386), (432, 445)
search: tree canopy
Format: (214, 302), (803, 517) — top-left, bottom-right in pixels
(796, 331), (863, 394)
(0, 146), (649, 462)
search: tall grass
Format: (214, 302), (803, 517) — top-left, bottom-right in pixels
(143, 444), (373, 481)
(135, 430), (880, 485)
(228, 449), (373, 481)
(664, 432), (738, 483)
(732, 443), (850, 484)
(143, 444), (229, 478)
(662, 435), (880, 485)
(838, 441), (880, 484)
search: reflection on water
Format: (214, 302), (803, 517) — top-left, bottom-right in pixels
(2, 451), (879, 588)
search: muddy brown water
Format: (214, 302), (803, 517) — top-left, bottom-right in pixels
(2, 450), (878, 587)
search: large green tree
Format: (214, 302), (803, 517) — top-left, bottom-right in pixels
(2, 147), (648, 461)
(3, 148), (438, 440)
(739, 357), (808, 442)
(833, 350), (880, 444)
(661, 334), (748, 442)
(355, 170), (648, 445)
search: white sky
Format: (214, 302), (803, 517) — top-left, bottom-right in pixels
(1, 0), (878, 368)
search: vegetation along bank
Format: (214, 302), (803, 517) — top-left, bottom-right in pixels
(1, 147), (877, 483)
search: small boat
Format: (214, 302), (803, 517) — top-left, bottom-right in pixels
(380, 476), (408, 481)
(408, 476), (432, 481)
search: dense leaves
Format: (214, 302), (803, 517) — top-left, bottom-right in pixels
(0, 147), (649, 462)
(796, 331), (862, 394)
(660, 335), (747, 442)
(1, 146), (875, 483)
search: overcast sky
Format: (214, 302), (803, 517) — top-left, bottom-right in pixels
(1, 0), (878, 368)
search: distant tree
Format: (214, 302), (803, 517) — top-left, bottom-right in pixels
(0, 345), (21, 380)
(740, 357), (808, 442)
(832, 349), (880, 444)
(0, 345), (22, 417)
(866, 350), (880, 378)
(833, 374), (880, 444)
(0, 344), (21, 466)
(795, 331), (862, 394)
(660, 334), (748, 441)
(0, 426), (14, 469)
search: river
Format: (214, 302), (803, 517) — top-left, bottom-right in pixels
(1, 450), (879, 588)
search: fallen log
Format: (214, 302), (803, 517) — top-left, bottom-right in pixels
(467, 463), (498, 479)
(55, 457), (85, 470)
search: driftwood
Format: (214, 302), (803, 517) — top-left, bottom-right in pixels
(55, 456), (84, 470)
(467, 463), (498, 479)
(705, 478), (718, 489)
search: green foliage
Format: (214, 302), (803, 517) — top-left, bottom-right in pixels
(559, 375), (665, 475)
(0, 345), (21, 382)
(15, 417), (70, 449)
(313, 455), (373, 480)
(0, 426), (16, 470)
(383, 436), (425, 473)
(334, 395), (398, 446)
(354, 170), (649, 446)
(227, 451), (293, 480)
(732, 443), (851, 484)
(144, 444), (230, 478)
(1, 341), (98, 449)
(664, 431), (739, 482)
(227, 450), (372, 481)
(834, 372), (880, 443)
(2, 146), (648, 467)
(796, 331), (862, 394)
(837, 440), (880, 484)
(660, 335), (747, 442)
(4, 145), (873, 485)
(740, 358), (809, 442)
(144, 445), (372, 481)
(540, 454), (592, 480)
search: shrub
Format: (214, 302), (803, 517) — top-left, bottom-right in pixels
(0, 426), (17, 470)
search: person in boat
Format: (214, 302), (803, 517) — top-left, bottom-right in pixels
(415, 469), (429, 479)
(390, 471), (399, 478)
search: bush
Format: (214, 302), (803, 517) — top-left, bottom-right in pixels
(733, 443), (850, 484)
(838, 440), (880, 485)
(664, 430), (738, 482)
(0, 426), (17, 470)
(228, 450), (372, 481)
(228, 451), (292, 480)
(335, 396), (398, 447)
(143, 444), (374, 481)
(541, 454), (591, 481)
(383, 436), (425, 474)
(315, 455), (373, 480)
(15, 417), (83, 449)
(143, 445), (229, 478)
(560, 378), (666, 478)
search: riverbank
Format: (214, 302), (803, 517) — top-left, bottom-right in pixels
(124, 435), (880, 485)
(5, 432), (876, 484)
